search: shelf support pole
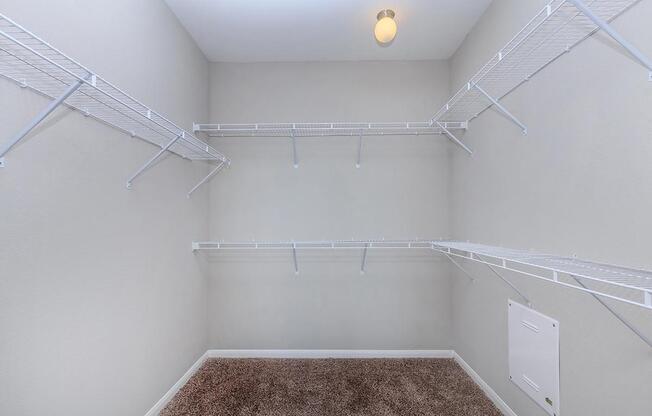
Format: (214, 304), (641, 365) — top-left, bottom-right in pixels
(356, 130), (363, 168)
(435, 121), (473, 155)
(187, 161), (226, 198)
(0, 78), (84, 167)
(571, 275), (652, 348)
(360, 243), (369, 274)
(567, 0), (652, 80)
(473, 84), (528, 134)
(292, 243), (299, 275)
(126, 134), (182, 189)
(290, 130), (298, 168)
(475, 254), (531, 307)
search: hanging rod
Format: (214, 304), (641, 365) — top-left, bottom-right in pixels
(0, 13), (228, 194)
(430, 0), (651, 130)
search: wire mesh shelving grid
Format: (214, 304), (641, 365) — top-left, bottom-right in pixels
(432, 241), (652, 310)
(0, 13), (228, 163)
(430, 0), (642, 125)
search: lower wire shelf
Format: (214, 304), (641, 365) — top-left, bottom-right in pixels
(193, 239), (652, 311)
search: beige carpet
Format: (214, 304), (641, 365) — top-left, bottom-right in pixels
(161, 358), (503, 416)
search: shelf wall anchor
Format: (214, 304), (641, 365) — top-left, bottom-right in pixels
(567, 0), (652, 80)
(435, 121), (473, 155)
(0, 78), (85, 167)
(187, 161), (226, 198)
(571, 275), (652, 348)
(126, 133), (182, 189)
(473, 84), (528, 135)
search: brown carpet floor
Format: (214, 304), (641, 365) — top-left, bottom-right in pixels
(161, 358), (502, 416)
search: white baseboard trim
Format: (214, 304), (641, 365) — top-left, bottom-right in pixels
(207, 349), (454, 359)
(453, 351), (518, 416)
(144, 349), (517, 416)
(144, 351), (208, 416)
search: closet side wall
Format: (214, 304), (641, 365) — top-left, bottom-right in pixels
(0, 1), (210, 415)
(448, 0), (652, 415)
(206, 61), (454, 349)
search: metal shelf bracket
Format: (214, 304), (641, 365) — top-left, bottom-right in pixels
(473, 83), (528, 135)
(290, 129), (298, 168)
(292, 243), (299, 274)
(187, 161), (227, 198)
(360, 243), (369, 274)
(435, 121), (473, 155)
(126, 133), (183, 189)
(0, 77), (85, 165)
(571, 275), (652, 348)
(567, 0), (652, 80)
(356, 130), (363, 168)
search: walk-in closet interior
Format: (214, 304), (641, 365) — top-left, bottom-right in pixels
(1, 1), (651, 415)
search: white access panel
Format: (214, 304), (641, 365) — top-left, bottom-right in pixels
(508, 300), (560, 416)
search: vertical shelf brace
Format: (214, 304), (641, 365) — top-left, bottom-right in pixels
(435, 121), (473, 155)
(356, 130), (363, 168)
(0, 78), (85, 167)
(360, 243), (369, 274)
(292, 243), (299, 275)
(567, 0), (652, 80)
(126, 133), (182, 189)
(571, 275), (652, 348)
(473, 83), (528, 134)
(187, 161), (226, 198)
(290, 129), (298, 168)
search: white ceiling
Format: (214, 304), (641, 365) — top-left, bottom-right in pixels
(164, 0), (493, 62)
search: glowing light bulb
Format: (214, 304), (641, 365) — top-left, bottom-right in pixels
(374, 10), (397, 44)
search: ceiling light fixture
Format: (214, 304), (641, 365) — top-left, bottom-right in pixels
(374, 9), (397, 44)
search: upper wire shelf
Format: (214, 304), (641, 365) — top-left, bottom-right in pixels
(193, 239), (435, 250)
(430, 0), (646, 126)
(0, 13), (228, 163)
(194, 122), (467, 138)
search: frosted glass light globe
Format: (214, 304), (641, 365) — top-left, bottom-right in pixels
(374, 10), (397, 44)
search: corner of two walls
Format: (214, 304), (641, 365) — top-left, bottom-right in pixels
(1, 1), (211, 415)
(447, 0), (652, 415)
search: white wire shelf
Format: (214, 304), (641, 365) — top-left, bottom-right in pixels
(432, 241), (652, 311)
(193, 122), (467, 138)
(0, 13), (228, 163)
(194, 239), (652, 311)
(431, 0), (649, 127)
(193, 240), (435, 250)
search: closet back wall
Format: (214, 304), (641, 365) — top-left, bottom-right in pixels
(206, 61), (453, 349)
(0, 1), (210, 415)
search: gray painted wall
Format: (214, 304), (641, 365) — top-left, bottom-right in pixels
(449, 0), (652, 415)
(0, 1), (211, 415)
(3, 1), (652, 415)
(205, 61), (454, 349)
